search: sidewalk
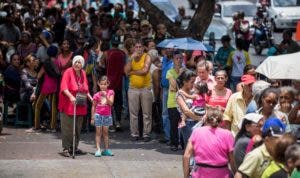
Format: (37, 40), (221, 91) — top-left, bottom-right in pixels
(0, 127), (182, 178)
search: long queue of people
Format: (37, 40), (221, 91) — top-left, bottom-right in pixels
(0, 1), (299, 178)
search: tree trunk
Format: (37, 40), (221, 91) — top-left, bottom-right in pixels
(135, 0), (216, 40)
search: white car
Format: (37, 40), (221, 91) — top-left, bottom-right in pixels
(215, 1), (257, 26)
(266, 0), (300, 30)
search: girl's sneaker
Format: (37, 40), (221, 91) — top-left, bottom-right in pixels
(95, 150), (101, 157)
(102, 149), (113, 156)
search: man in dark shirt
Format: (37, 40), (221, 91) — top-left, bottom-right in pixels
(101, 35), (126, 131)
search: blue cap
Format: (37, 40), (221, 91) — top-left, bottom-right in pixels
(47, 45), (58, 57)
(42, 30), (52, 39)
(262, 117), (286, 137)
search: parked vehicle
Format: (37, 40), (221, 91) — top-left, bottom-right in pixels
(131, 0), (179, 22)
(203, 17), (229, 52)
(265, 0), (300, 31)
(214, 1), (257, 26)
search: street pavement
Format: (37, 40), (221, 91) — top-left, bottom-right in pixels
(0, 125), (183, 178)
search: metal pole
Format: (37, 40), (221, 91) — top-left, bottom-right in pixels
(72, 102), (76, 159)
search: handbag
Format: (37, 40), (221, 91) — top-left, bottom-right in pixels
(74, 70), (87, 106)
(75, 92), (87, 106)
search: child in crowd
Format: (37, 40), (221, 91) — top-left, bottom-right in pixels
(91, 76), (114, 157)
(178, 81), (209, 128)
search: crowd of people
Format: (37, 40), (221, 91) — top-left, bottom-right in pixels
(0, 1), (299, 178)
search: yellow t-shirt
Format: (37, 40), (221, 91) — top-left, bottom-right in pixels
(130, 53), (151, 88)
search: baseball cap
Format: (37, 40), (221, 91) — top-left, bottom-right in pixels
(42, 30), (52, 40)
(47, 45), (58, 57)
(262, 118), (286, 137)
(238, 113), (263, 129)
(241, 74), (256, 85)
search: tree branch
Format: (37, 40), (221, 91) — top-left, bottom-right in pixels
(136, 0), (216, 40)
(187, 0), (216, 40)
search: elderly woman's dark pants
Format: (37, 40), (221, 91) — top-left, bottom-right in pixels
(60, 112), (83, 150)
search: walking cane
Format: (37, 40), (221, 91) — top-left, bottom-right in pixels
(72, 101), (76, 159)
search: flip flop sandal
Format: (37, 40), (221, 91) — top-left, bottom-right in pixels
(61, 149), (71, 157)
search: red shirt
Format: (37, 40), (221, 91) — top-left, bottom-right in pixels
(105, 49), (125, 90)
(59, 67), (89, 116)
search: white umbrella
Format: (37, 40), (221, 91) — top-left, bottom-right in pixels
(256, 52), (300, 80)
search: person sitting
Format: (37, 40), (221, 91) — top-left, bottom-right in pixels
(20, 54), (38, 103)
(280, 30), (300, 54)
(3, 53), (21, 104)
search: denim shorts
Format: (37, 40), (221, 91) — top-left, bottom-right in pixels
(94, 114), (113, 127)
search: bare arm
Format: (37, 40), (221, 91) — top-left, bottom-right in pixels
(124, 60), (132, 76)
(229, 151), (237, 175)
(234, 172), (248, 178)
(178, 89), (197, 100)
(63, 89), (76, 103)
(183, 141), (194, 178)
(106, 92), (114, 106)
(91, 101), (96, 125)
(39, 33), (50, 48)
(168, 77), (177, 92)
(177, 94), (201, 121)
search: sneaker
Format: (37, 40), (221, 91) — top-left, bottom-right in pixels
(61, 149), (71, 157)
(109, 126), (116, 133)
(75, 148), (86, 155)
(159, 138), (169, 144)
(170, 145), (178, 151)
(115, 121), (121, 129)
(95, 150), (101, 157)
(25, 128), (41, 133)
(143, 136), (151, 142)
(102, 149), (114, 156)
(50, 129), (57, 133)
(130, 135), (139, 141)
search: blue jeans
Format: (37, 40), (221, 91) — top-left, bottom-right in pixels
(181, 120), (197, 149)
(230, 76), (241, 92)
(162, 87), (170, 140)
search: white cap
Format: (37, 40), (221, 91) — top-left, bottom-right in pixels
(238, 113), (264, 129)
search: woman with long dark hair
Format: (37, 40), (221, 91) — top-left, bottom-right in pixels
(176, 69), (202, 149)
(234, 113), (264, 168)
